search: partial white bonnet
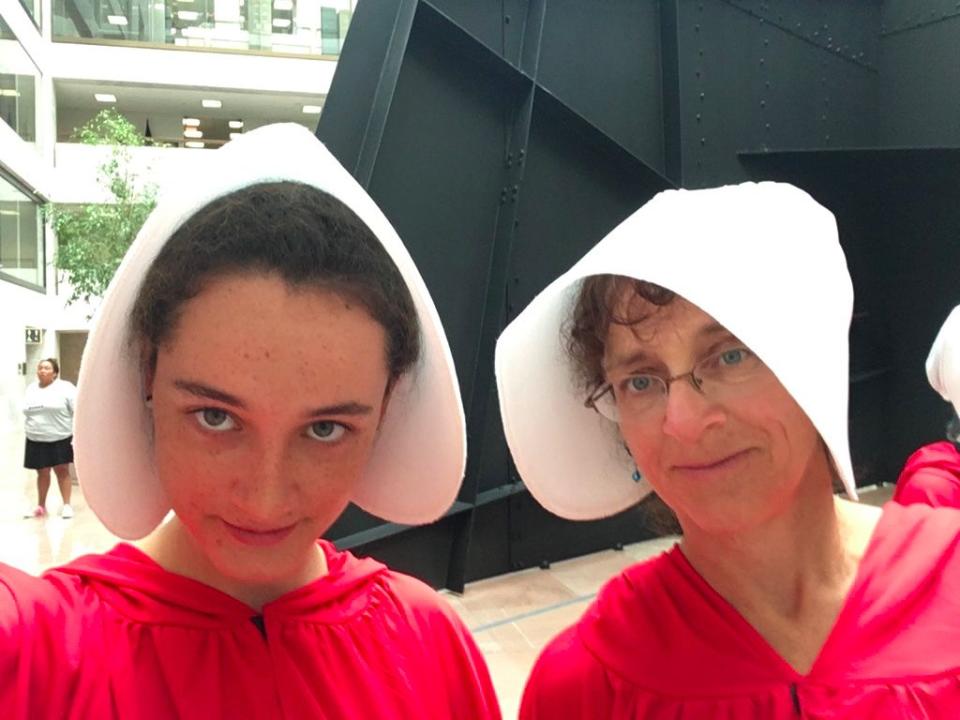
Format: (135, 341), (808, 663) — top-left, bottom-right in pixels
(495, 182), (857, 521)
(926, 305), (960, 419)
(74, 123), (466, 539)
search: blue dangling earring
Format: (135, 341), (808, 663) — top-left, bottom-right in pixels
(631, 468), (642, 483)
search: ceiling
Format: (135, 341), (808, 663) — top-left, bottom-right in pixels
(55, 78), (325, 145)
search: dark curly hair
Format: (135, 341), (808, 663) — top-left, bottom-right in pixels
(564, 275), (676, 392)
(130, 181), (420, 385)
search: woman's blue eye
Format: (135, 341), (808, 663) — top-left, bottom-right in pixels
(195, 408), (235, 431)
(628, 375), (654, 393)
(719, 348), (745, 366)
(307, 421), (347, 443)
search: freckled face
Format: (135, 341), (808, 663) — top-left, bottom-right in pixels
(148, 272), (391, 587)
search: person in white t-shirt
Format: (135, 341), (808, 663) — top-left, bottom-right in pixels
(22, 358), (77, 519)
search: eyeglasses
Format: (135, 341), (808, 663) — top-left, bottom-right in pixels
(585, 345), (768, 422)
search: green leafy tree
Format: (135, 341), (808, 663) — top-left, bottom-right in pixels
(46, 109), (158, 305)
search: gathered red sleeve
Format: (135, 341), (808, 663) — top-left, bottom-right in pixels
(893, 441), (960, 507)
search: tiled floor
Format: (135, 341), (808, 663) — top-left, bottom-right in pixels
(0, 469), (893, 719)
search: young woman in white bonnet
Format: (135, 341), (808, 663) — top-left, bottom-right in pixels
(893, 304), (960, 507)
(0, 124), (500, 719)
(497, 182), (960, 718)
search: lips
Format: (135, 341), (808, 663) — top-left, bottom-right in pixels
(222, 519), (297, 547)
(672, 448), (753, 473)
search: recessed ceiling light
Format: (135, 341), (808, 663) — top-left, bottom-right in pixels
(177, 10), (199, 21)
(228, 120), (244, 129)
(202, 99), (222, 109)
(185, 141), (205, 149)
(183, 128), (203, 139)
(302, 104), (322, 114)
(273, 0), (293, 9)
(0, 89), (20, 97)
(94, 93), (117, 103)
(182, 117), (200, 126)
(107, 15), (128, 25)
(272, 18), (291, 28)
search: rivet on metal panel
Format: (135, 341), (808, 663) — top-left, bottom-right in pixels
(821, 114), (827, 121)
(695, 24), (700, 32)
(700, 137), (706, 146)
(825, 135), (831, 142)
(696, 113), (701, 123)
(504, 14), (510, 23)
(764, 39), (769, 47)
(760, 57), (765, 65)
(513, 219), (519, 228)
(765, 123), (771, 131)
(760, 100), (766, 109)
(519, 148), (525, 157)
(700, 92), (705, 101)
(765, 81), (771, 88)
(698, 49), (704, 57)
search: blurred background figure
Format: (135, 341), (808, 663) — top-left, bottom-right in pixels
(22, 358), (76, 519)
(893, 305), (960, 507)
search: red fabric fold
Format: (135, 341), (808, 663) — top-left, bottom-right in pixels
(0, 541), (500, 719)
(521, 503), (960, 718)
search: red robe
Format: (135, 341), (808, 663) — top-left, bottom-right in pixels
(0, 541), (501, 719)
(893, 441), (960, 508)
(521, 503), (960, 719)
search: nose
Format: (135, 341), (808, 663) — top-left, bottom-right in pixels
(230, 438), (296, 523)
(660, 378), (725, 444)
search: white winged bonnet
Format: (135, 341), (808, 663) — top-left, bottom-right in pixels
(926, 305), (960, 420)
(74, 123), (465, 539)
(495, 182), (857, 521)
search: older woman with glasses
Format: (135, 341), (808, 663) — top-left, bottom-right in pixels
(496, 182), (960, 719)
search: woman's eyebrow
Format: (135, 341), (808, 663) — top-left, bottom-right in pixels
(304, 402), (373, 417)
(173, 380), (246, 408)
(172, 380), (374, 417)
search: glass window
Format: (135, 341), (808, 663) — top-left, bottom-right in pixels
(0, 15), (38, 141)
(0, 173), (44, 289)
(17, 0), (41, 29)
(53, 0), (355, 57)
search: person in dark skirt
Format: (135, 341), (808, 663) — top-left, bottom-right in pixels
(22, 358), (76, 519)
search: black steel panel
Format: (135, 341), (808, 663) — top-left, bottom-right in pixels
(423, 0), (530, 63)
(367, 4), (531, 419)
(319, 0), (960, 588)
(508, 87), (672, 316)
(678, 0), (879, 187)
(879, 19), (960, 146)
(724, 0), (880, 68)
(882, 0), (959, 33)
(537, 0), (666, 174)
(741, 148), (960, 486)
(507, 489), (666, 572)
(317, 0), (417, 177)
(349, 513), (460, 589)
